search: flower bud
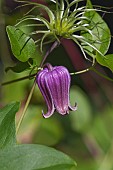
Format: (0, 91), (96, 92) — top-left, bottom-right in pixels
(36, 63), (77, 118)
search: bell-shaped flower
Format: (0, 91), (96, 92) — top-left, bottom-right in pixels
(36, 63), (77, 118)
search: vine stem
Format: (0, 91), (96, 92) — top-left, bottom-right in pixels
(1, 73), (36, 86)
(70, 67), (90, 75)
(1, 66), (90, 86)
(70, 66), (113, 82)
(2, 66), (113, 87)
(16, 80), (36, 134)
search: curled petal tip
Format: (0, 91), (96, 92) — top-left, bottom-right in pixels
(42, 109), (54, 118)
(69, 103), (78, 111)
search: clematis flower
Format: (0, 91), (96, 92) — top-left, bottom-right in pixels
(36, 63), (77, 118)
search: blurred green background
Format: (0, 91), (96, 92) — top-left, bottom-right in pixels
(0, 1), (113, 170)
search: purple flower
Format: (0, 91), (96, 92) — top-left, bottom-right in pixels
(36, 63), (77, 118)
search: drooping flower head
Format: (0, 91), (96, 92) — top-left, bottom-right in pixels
(36, 63), (77, 118)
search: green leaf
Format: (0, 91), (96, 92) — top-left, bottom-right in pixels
(6, 26), (36, 62)
(5, 58), (34, 73)
(81, 0), (111, 58)
(0, 144), (77, 170)
(0, 102), (20, 149)
(96, 54), (113, 72)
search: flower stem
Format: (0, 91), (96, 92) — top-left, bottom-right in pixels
(1, 73), (36, 86)
(40, 40), (60, 67)
(16, 80), (36, 134)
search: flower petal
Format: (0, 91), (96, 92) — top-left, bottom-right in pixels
(46, 66), (71, 115)
(36, 63), (77, 118)
(54, 67), (69, 114)
(36, 70), (55, 118)
(69, 103), (78, 112)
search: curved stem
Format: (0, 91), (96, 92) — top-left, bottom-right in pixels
(40, 40), (60, 67)
(16, 41), (60, 134)
(16, 80), (36, 134)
